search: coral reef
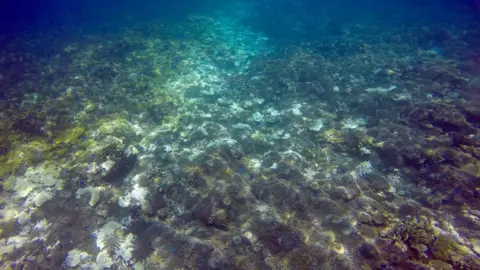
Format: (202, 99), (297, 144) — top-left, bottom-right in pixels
(0, 1), (479, 269)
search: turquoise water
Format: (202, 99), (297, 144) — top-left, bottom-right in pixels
(0, 0), (479, 269)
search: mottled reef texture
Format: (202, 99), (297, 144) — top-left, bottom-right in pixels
(0, 1), (480, 270)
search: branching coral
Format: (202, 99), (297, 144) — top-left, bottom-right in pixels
(382, 216), (435, 248)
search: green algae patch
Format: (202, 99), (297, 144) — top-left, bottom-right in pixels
(97, 116), (136, 137)
(0, 139), (51, 178)
(2, 177), (15, 191)
(0, 126), (89, 180)
(53, 126), (86, 146)
(431, 234), (472, 262)
(459, 163), (480, 178)
(318, 128), (344, 144)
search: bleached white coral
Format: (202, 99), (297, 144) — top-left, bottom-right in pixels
(66, 249), (91, 267)
(167, 199), (187, 218)
(118, 193), (133, 207)
(27, 166), (60, 186)
(230, 102), (244, 114)
(16, 210), (31, 225)
(94, 221), (136, 264)
(163, 144), (173, 153)
(255, 202), (279, 221)
(207, 137), (237, 149)
(0, 235), (29, 256)
(76, 187), (102, 207)
(341, 118), (367, 130)
(33, 190), (53, 207)
(96, 250), (114, 268)
(247, 158), (262, 173)
(291, 104), (303, 116)
(232, 123), (252, 130)
(100, 159), (116, 172)
(131, 184), (149, 205)
(386, 173), (401, 185)
(251, 112), (264, 122)
(353, 161), (373, 178)
(253, 97), (264, 104)
(303, 167), (318, 181)
(116, 233), (135, 262)
(14, 176), (35, 198)
(34, 218), (50, 235)
(365, 85), (397, 93)
(14, 167), (61, 199)
(95, 221), (125, 250)
(309, 119), (324, 131)
(267, 108), (280, 117)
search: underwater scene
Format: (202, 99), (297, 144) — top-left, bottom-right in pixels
(0, 0), (480, 269)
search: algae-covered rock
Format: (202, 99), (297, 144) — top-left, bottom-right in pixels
(409, 103), (472, 132)
(358, 242), (379, 260)
(443, 149), (475, 167)
(365, 172), (390, 192)
(74, 136), (138, 184)
(89, 187), (102, 207)
(464, 101), (480, 123)
(431, 234), (472, 262)
(97, 117), (140, 141)
(472, 239), (480, 255)
(329, 186), (356, 202)
(34, 191), (53, 207)
(0, 126), (89, 181)
(459, 163), (480, 178)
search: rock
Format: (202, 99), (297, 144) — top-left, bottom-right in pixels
(398, 202), (420, 217)
(366, 172), (389, 192)
(429, 260), (453, 270)
(472, 239), (480, 255)
(443, 149), (475, 167)
(35, 254), (45, 264)
(309, 181), (321, 191)
(212, 209), (227, 227)
(329, 186), (354, 202)
(372, 214), (387, 226)
(17, 211), (31, 225)
(412, 243), (428, 254)
(86, 136), (138, 183)
(100, 160), (116, 172)
(359, 225), (377, 239)
(232, 235), (243, 245)
(156, 208), (168, 219)
(357, 212), (372, 223)
(125, 145), (139, 157)
(423, 195), (443, 209)
(358, 243), (379, 259)
(470, 210), (480, 218)
(464, 104), (480, 122)
(243, 231), (253, 240)
(190, 127), (209, 141)
(34, 191), (53, 207)
(453, 193), (466, 204)
(89, 188), (102, 207)
(96, 250), (113, 268)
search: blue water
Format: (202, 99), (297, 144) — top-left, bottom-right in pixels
(0, 0), (479, 269)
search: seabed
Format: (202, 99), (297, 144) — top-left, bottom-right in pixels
(0, 2), (479, 269)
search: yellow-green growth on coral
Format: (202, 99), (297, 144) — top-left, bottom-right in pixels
(431, 234), (471, 262)
(97, 117), (133, 136)
(0, 126), (87, 180)
(319, 128), (344, 144)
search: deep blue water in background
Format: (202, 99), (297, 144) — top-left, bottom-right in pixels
(1, 0), (477, 61)
(1, 0), (477, 40)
